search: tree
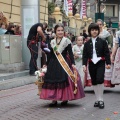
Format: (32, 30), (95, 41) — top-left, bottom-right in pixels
(48, 2), (56, 15)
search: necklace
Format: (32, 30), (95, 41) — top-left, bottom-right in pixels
(56, 37), (62, 45)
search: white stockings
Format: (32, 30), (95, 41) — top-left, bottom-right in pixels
(93, 84), (104, 101)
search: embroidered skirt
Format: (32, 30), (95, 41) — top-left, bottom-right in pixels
(40, 73), (85, 101)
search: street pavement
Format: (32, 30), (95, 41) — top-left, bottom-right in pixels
(0, 83), (120, 120)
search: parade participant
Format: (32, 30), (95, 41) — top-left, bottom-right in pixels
(111, 30), (120, 84)
(72, 36), (84, 86)
(40, 24), (85, 107)
(83, 23), (111, 109)
(85, 19), (113, 87)
(27, 23), (46, 76)
(97, 19), (113, 49)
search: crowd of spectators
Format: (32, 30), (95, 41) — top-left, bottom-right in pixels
(0, 12), (21, 36)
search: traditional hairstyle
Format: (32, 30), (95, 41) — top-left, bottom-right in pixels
(76, 36), (84, 41)
(54, 23), (64, 34)
(88, 23), (100, 37)
(96, 19), (104, 25)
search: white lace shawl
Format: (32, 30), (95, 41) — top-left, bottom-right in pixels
(99, 29), (110, 39)
(50, 37), (71, 53)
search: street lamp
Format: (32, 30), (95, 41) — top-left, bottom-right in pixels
(98, 0), (106, 13)
(95, 0), (106, 21)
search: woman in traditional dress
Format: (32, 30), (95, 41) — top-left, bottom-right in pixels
(111, 31), (120, 84)
(40, 24), (85, 107)
(85, 19), (113, 87)
(72, 36), (84, 86)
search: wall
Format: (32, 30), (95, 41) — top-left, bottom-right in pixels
(39, 0), (48, 23)
(0, 0), (48, 24)
(0, 0), (21, 24)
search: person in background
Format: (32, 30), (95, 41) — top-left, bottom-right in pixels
(14, 25), (22, 35)
(83, 23), (111, 109)
(0, 12), (8, 27)
(64, 32), (70, 39)
(80, 33), (83, 36)
(111, 30), (120, 85)
(0, 23), (7, 35)
(83, 29), (88, 39)
(72, 36), (84, 86)
(71, 34), (76, 43)
(113, 33), (116, 47)
(107, 29), (113, 52)
(5, 24), (15, 35)
(27, 22), (46, 76)
(97, 19), (112, 49)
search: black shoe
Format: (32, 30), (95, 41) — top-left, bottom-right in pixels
(49, 101), (57, 107)
(61, 101), (68, 106)
(98, 101), (104, 109)
(94, 101), (99, 107)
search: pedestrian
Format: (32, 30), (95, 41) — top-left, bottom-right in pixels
(27, 22), (46, 76)
(83, 23), (111, 109)
(111, 30), (120, 84)
(83, 29), (88, 39)
(40, 24), (85, 107)
(72, 36), (84, 86)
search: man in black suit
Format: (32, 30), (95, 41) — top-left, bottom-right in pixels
(83, 23), (111, 109)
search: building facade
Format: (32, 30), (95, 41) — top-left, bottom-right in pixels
(104, 0), (120, 23)
(0, 0), (48, 24)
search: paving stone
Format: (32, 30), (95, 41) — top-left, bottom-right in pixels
(0, 84), (120, 120)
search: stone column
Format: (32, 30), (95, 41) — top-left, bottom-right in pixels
(52, 7), (63, 24)
(74, 13), (82, 36)
(68, 12), (76, 35)
(21, 0), (40, 69)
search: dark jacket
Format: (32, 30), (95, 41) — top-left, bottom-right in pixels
(83, 37), (111, 66)
(5, 30), (15, 35)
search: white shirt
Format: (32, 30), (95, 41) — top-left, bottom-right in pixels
(91, 37), (101, 64)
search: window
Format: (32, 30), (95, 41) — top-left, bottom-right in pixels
(105, 5), (116, 17)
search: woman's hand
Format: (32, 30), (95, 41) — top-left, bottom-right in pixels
(111, 55), (115, 63)
(83, 65), (87, 73)
(72, 64), (76, 70)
